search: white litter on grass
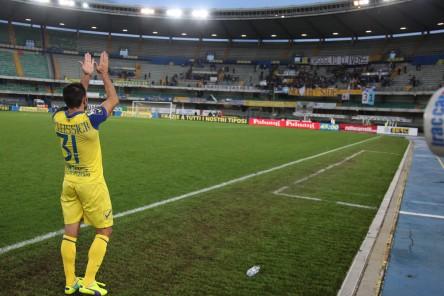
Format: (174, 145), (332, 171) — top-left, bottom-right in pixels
(246, 265), (261, 277)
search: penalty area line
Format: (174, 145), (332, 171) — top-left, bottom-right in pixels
(273, 192), (376, 210)
(272, 150), (377, 210)
(293, 150), (365, 185)
(0, 136), (379, 256)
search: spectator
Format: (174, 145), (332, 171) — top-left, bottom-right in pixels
(410, 75), (417, 87)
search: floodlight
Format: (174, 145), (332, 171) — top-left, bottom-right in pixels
(211, 33), (217, 37)
(353, 0), (369, 6)
(271, 34), (277, 38)
(366, 30), (372, 33)
(191, 9), (209, 19)
(82, 2), (89, 8)
(301, 33), (307, 37)
(141, 8), (155, 15)
(181, 32), (187, 36)
(59, 0), (75, 7)
(166, 9), (183, 18)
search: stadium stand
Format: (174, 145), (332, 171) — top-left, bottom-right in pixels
(0, 49), (17, 76)
(78, 33), (109, 53)
(388, 64), (444, 90)
(53, 54), (81, 79)
(341, 100), (418, 109)
(0, 80), (48, 93)
(0, 23), (10, 44)
(139, 63), (185, 84)
(9, 47), (444, 92)
(14, 25), (42, 48)
(47, 29), (77, 51)
(0, 20), (441, 129)
(19, 51), (50, 78)
(141, 39), (198, 58)
(45, 30), (443, 61)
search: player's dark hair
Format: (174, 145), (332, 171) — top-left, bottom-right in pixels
(63, 83), (86, 108)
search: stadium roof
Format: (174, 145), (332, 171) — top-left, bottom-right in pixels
(2, 0), (444, 40)
(94, 0), (338, 9)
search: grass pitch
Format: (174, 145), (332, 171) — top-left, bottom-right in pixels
(0, 112), (408, 295)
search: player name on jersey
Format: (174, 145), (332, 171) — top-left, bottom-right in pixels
(55, 122), (91, 135)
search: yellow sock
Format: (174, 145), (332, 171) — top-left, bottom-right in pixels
(61, 235), (77, 286)
(84, 234), (109, 287)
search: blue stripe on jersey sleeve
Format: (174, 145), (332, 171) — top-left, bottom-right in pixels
(88, 106), (108, 130)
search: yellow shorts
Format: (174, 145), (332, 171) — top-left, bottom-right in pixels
(60, 180), (113, 228)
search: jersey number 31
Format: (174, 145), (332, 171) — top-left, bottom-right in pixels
(57, 133), (80, 164)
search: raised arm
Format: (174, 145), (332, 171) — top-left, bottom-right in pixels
(79, 53), (94, 91)
(96, 51), (119, 116)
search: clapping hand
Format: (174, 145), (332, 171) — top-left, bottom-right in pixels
(79, 52), (95, 76)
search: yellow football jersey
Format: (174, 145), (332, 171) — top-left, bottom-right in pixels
(53, 107), (108, 183)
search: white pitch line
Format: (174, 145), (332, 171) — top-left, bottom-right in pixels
(293, 186), (373, 198)
(273, 150), (377, 209)
(400, 211), (444, 220)
(294, 150), (365, 185)
(0, 136), (379, 256)
(273, 192), (375, 210)
(437, 156), (444, 170)
(273, 186), (289, 195)
(336, 201), (377, 210)
(364, 150), (401, 156)
(274, 192), (323, 202)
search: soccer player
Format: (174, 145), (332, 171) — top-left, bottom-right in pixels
(52, 52), (119, 295)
